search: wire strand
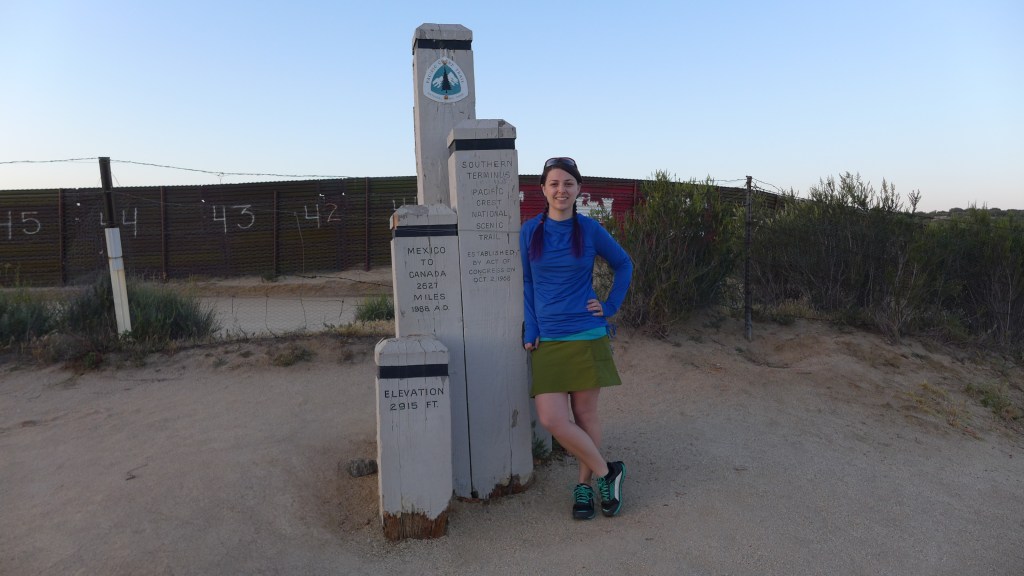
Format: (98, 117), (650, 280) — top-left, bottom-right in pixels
(110, 159), (351, 179)
(0, 157), (97, 165)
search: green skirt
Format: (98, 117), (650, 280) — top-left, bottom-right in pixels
(529, 336), (622, 397)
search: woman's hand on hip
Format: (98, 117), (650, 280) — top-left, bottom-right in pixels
(524, 337), (539, 351)
(587, 298), (604, 317)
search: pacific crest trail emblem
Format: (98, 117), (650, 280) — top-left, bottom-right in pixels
(423, 57), (468, 103)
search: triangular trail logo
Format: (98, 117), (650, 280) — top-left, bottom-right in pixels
(423, 58), (468, 103)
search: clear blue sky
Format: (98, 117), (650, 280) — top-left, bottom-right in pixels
(1, 0), (1021, 212)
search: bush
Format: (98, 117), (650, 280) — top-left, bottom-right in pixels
(929, 209), (1024, 348)
(62, 276), (119, 346)
(128, 282), (220, 343)
(749, 173), (933, 340)
(62, 275), (219, 350)
(0, 289), (58, 345)
(747, 174), (1024, 351)
(598, 172), (741, 334)
(356, 294), (394, 322)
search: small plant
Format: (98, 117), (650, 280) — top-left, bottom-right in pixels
(531, 424), (551, 462)
(355, 294), (394, 322)
(965, 382), (1023, 421)
(0, 289), (58, 345)
(330, 320), (394, 338)
(268, 342), (314, 367)
(906, 382), (975, 434)
(65, 350), (104, 373)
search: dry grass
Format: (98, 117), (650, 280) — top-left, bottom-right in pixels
(904, 381), (978, 438)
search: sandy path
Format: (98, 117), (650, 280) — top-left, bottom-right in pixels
(1, 318), (1022, 575)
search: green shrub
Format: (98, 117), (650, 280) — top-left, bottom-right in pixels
(268, 342), (314, 367)
(598, 172), (741, 333)
(0, 289), (58, 344)
(62, 276), (119, 345)
(356, 294), (394, 322)
(931, 209), (1024, 347)
(746, 174), (1023, 351)
(128, 282), (219, 342)
(965, 381), (1023, 421)
(749, 173), (934, 340)
(62, 275), (219, 349)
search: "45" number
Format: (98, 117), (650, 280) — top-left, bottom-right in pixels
(1, 211), (41, 240)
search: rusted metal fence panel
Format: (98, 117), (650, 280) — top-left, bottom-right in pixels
(520, 176), (640, 222)
(1, 175), (776, 287)
(0, 189), (62, 285)
(106, 187), (165, 280)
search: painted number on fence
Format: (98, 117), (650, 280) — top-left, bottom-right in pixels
(299, 202), (342, 228)
(212, 205), (255, 233)
(99, 208), (139, 237)
(1, 211), (41, 240)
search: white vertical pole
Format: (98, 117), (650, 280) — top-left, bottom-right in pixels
(99, 157), (131, 334)
(105, 229), (132, 334)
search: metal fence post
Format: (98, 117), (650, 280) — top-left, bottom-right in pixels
(745, 176), (753, 341)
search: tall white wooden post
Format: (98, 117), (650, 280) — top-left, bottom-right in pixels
(99, 157), (131, 334)
(448, 119), (533, 498)
(389, 205), (472, 498)
(412, 24), (475, 206)
(375, 335), (452, 540)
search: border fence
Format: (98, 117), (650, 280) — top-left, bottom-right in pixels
(3, 172), (1020, 347)
(0, 176), (772, 287)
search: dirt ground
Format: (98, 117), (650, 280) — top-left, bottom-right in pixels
(2, 273), (1023, 575)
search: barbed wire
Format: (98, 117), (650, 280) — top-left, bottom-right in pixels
(292, 273), (393, 289)
(0, 158), (97, 165)
(110, 159), (351, 180)
(0, 157), (351, 180)
(751, 178), (793, 195)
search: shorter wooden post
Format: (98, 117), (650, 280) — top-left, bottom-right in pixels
(375, 335), (452, 540)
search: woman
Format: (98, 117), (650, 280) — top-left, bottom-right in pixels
(520, 157), (633, 520)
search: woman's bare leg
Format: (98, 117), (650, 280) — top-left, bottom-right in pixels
(535, 392), (609, 479)
(570, 388), (602, 483)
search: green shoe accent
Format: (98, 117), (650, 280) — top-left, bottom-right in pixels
(597, 461), (625, 517)
(572, 483), (596, 520)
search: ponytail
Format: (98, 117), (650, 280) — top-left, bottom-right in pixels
(528, 210), (547, 261)
(571, 203), (583, 258)
(529, 204), (584, 261)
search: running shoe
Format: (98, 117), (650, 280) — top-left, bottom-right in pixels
(572, 483), (596, 520)
(596, 461), (626, 517)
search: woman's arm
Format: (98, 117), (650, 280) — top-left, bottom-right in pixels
(591, 221), (633, 318)
(520, 224), (540, 346)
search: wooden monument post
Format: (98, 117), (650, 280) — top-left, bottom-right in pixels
(375, 335), (452, 540)
(412, 24), (475, 206)
(389, 205), (471, 497)
(448, 119), (533, 498)
(381, 25), (531, 521)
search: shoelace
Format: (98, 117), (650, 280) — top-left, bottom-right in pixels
(597, 476), (612, 502)
(574, 484), (592, 504)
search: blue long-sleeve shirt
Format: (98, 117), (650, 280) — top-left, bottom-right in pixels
(520, 213), (633, 345)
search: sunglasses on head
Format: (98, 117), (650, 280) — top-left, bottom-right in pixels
(544, 157), (577, 168)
